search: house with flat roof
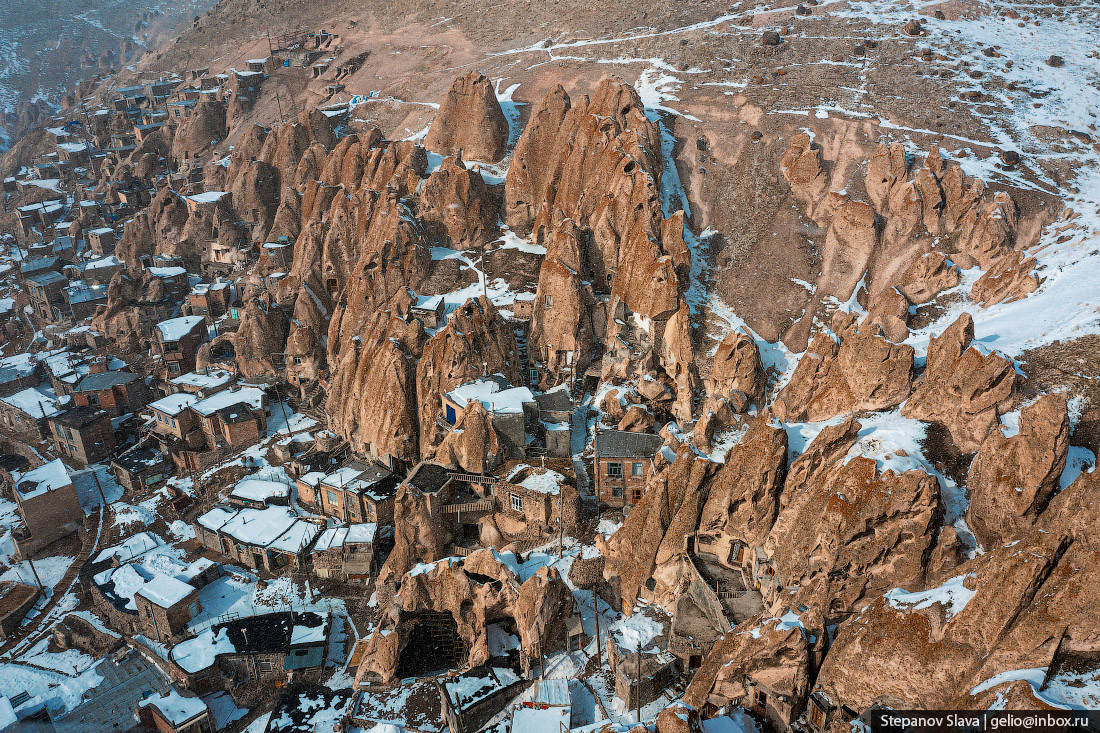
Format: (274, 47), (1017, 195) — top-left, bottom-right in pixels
(310, 523), (382, 582)
(169, 368), (234, 399)
(155, 315), (207, 377)
(0, 387), (63, 438)
(193, 504), (319, 572)
(314, 461), (399, 524)
(440, 376), (538, 462)
(136, 687), (213, 733)
(189, 385), (267, 450)
(12, 459), (83, 557)
(48, 406), (116, 465)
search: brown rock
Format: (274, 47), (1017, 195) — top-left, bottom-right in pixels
(419, 151), (499, 250)
(424, 71), (509, 163)
(706, 330), (766, 407)
(902, 313), (1021, 452)
(969, 250), (1041, 307)
(966, 394), (1069, 547)
(895, 251), (961, 304)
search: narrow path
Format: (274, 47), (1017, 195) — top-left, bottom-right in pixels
(0, 505), (104, 659)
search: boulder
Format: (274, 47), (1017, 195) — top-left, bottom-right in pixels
(969, 250), (1041, 306)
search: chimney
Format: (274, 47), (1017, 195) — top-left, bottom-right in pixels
(88, 356), (109, 374)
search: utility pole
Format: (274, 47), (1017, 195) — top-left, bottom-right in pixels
(635, 640), (642, 724)
(24, 553), (44, 590)
(593, 426), (602, 516)
(90, 465), (109, 508)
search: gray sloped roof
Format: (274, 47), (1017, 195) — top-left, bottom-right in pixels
(594, 430), (663, 459)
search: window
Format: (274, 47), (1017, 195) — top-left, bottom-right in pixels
(631, 462), (643, 477)
(544, 294), (552, 309)
(529, 369), (538, 383)
(754, 689), (767, 710)
(169, 362), (181, 374)
(292, 356), (303, 365)
(511, 494), (523, 512)
(326, 490), (339, 505)
(258, 661), (273, 672)
(612, 486), (623, 498)
(607, 462), (623, 477)
(188, 601), (199, 617)
(631, 488), (643, 503)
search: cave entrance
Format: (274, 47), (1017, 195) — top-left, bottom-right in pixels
(395, 610), (469, 679)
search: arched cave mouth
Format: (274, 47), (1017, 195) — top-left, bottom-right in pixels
(395, 610), (470, 679)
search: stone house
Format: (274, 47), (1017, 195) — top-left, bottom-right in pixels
(607, 606), (680, 711)
(168, 368), (234, 399)
(189, 386), (267, 450)
(310, 523), (381, 582)
(437, 666), (524, 733)
(533, 388), (574, 458)
(186, 281), (233, 321)
(496, 466), (580, 530)
(136, 687), (213, 733)
(0, 387), (62, 438)
(111, 447), (171, 492)
(12, 459), (84, 557)
(148, 392), (203, 446)
(315, 461), (399, 524)
(134, 576), (203, 645)
(155, 315), (207, 377)
(169, 611), (329, 691)
(25, 270), (68, 321)
(62, 280), (109, 320)
(48, 406), (116, 465)
(194, 504), (319, 572)
(72, 367), (152, 416)
(593, 430), (663, 507)
(84, 227), (116, 256)
(0, 582), (42, 640)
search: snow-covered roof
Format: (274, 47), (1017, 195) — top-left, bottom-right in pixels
(513, 468), (566, 495)
(148, 392), (198, 416)
(511, 705), (570, 733)
(139, 688), (208, 726)
(313, 523), (377, 553)
(196, 505), (317, 553)
(1, 387), (62, 418)
(148, 266), (188, 278)
(186, 191), (228, 205)
(445, 377), (534, 415)
(229, 478), (291, 503)
(14, 459), (72, 500)
(191, 386), (264, 417)
(93, 531), (162, 564)
(172, 628), (236, 673)
(298, 471), (326, 487)
(84, 254), (120, 269)
(156, 315), (205, 341)
(137, 574), (196, 608)
(443, 667), (521, 711)
(169, 368), (233, 391)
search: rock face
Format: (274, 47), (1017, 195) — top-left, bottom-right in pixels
(506, 77), (694, 411)
(778, 137), (1028, 351)
(966, 394), (1069, 547)
(171, 100), (227, 161)
(698, 419), (788, 549)
(432, 400), (505, 474)
(970, 250), (1041, 306)
(419, 152), (499, 250)
(423, 71), (509, 163)
(683, 610), (820, 714)
(358, 550), (576, 686)
(772, 313), (914, 422)
(764, 417), (942, 613)
(705, 330), (766, 407)
(601, 446), (717, 610)
(902, 313), (1021, 452)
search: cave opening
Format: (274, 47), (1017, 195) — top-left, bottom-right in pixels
(395, 610), (470, 679)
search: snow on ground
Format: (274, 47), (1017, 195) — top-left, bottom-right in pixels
(1, 555), (73, 589)
(0, 658), (103, 715)
(886, 573), (977, 620)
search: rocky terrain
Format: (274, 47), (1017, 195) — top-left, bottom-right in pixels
(0, 0), (1098, 731)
